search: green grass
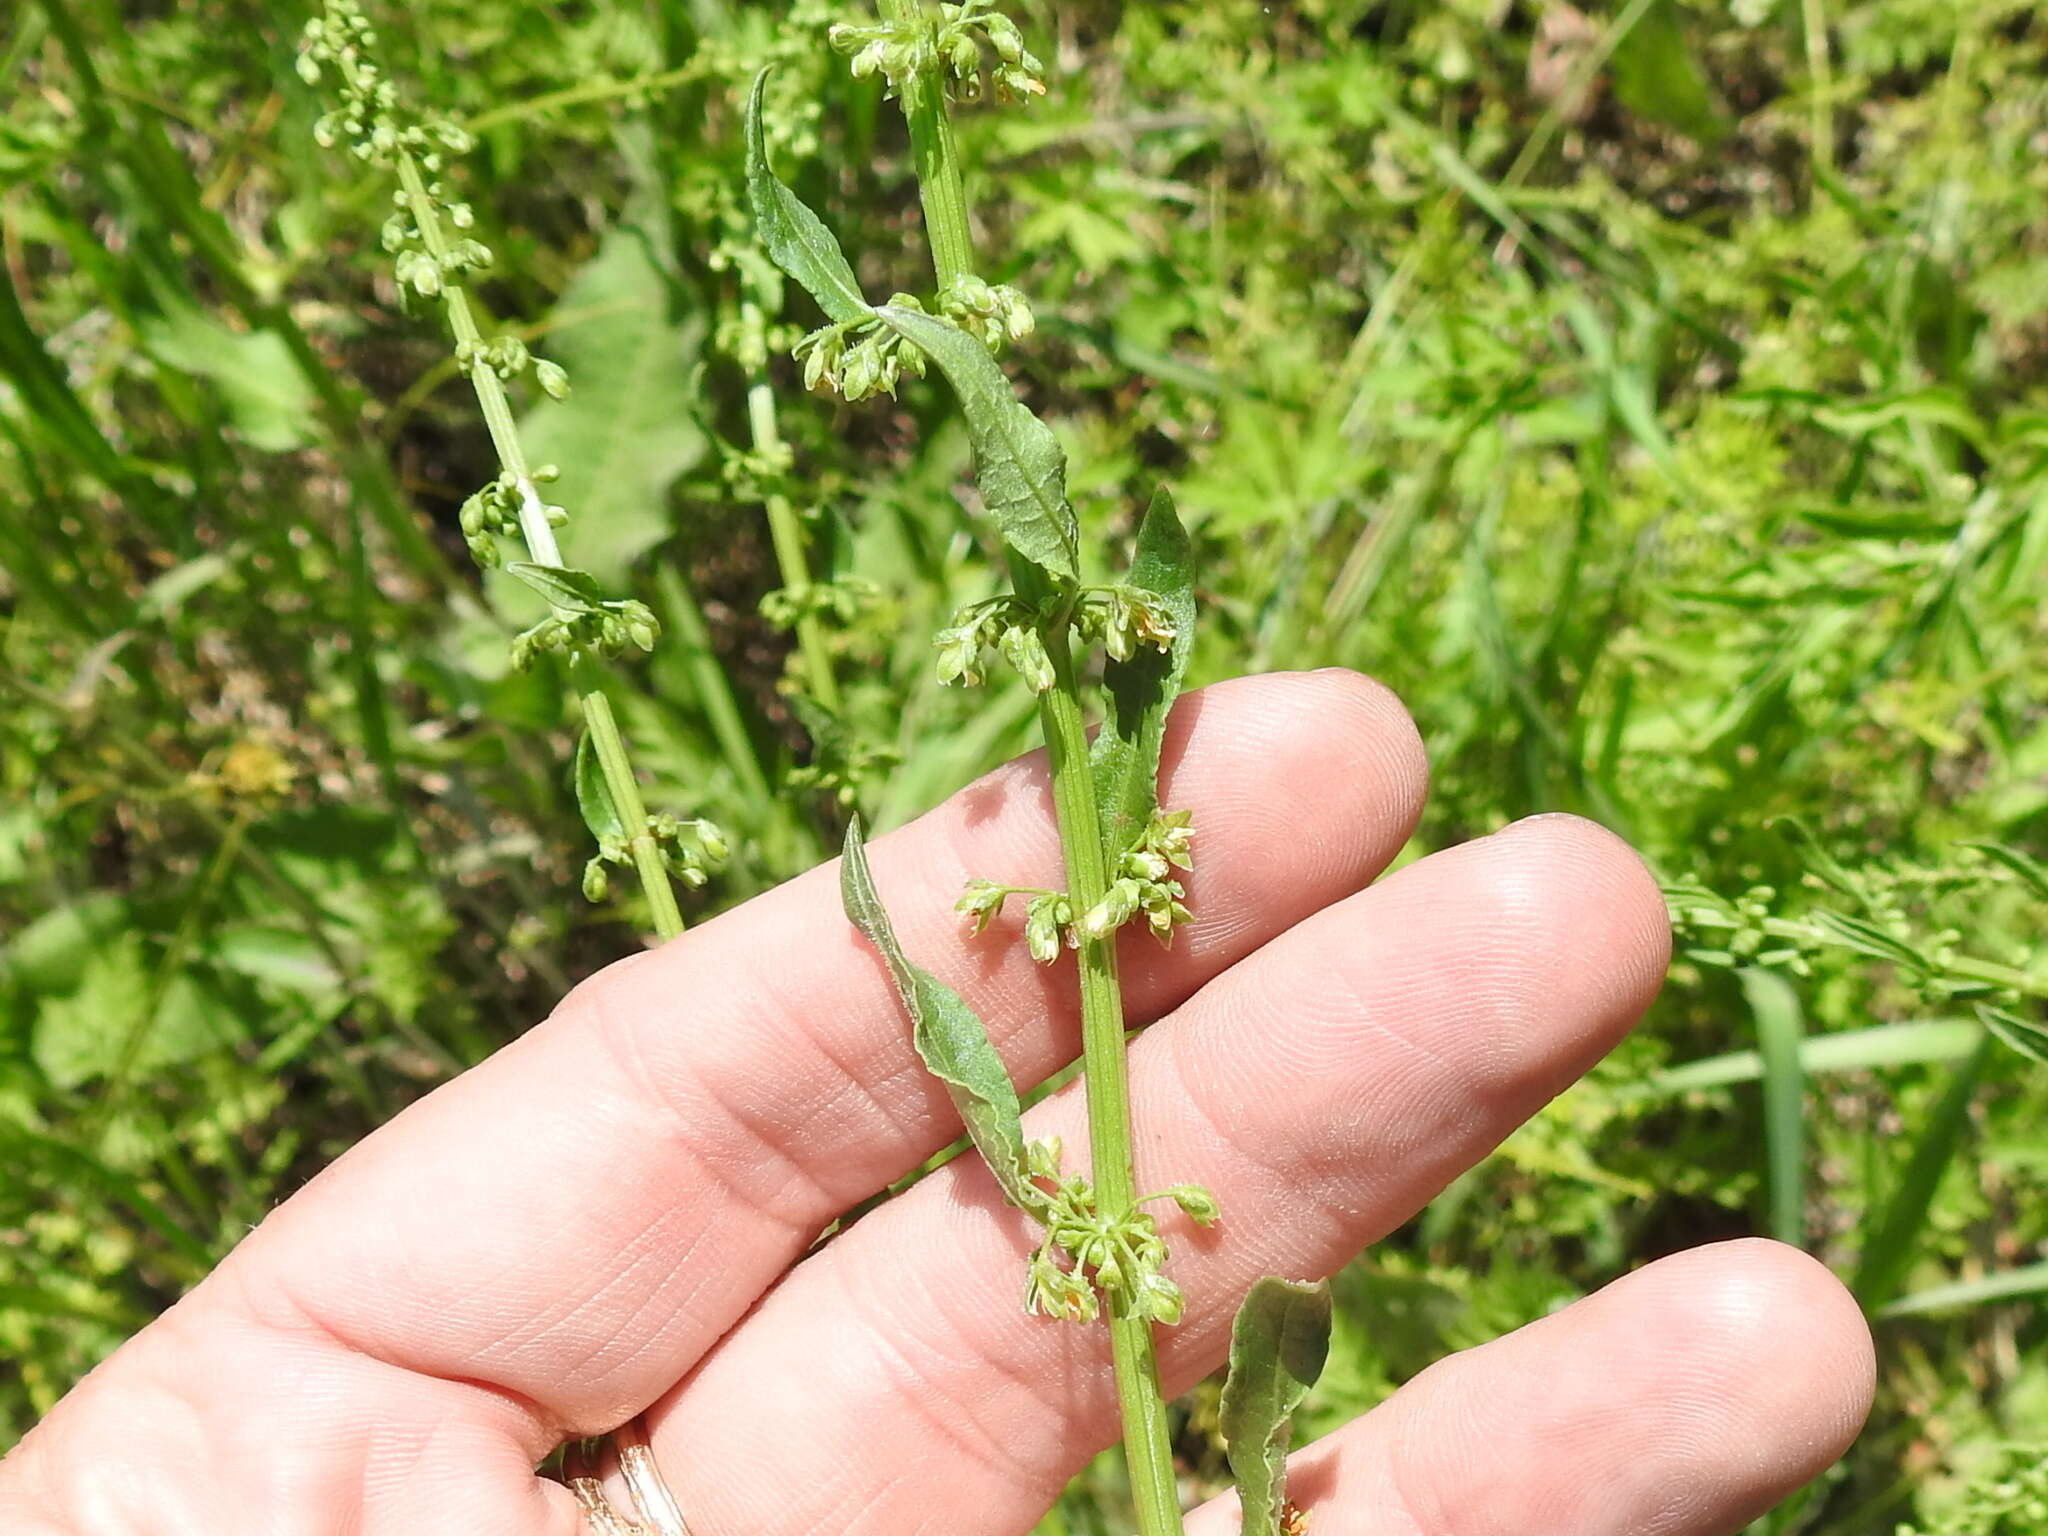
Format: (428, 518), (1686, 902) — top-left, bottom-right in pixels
(1, 1), (2044, 1530)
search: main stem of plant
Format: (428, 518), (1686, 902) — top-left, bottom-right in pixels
(877, 13), (1186, 1530)
(391, 148), (685, 944)
(745, 367), (843, 714)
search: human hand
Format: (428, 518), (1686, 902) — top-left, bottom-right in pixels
(0, 672), (1873, 1535)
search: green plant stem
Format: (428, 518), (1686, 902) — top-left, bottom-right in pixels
(389, 148), (686, 944)
(881, 0), (975, 290)
(881, 30), (1185, 1530)
(575, 665), (686, 943)
(651, 563), (775, 808)
(1802, 0), (1836, 172)
(748, 376), (844, 714)
(1040, 628), (1185, 1536)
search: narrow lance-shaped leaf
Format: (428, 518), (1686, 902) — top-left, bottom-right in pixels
(870, 303), (1080, 582)
(574, 730), (626, 846)
(1220, 1276), (1332, 1536)
(1093, 486), (1195, 851)
(1980, 1002), (2048, 1068)
(1963, 840), (2048, 902)
(840, 819), (1046, 1216)
(744, 70), (870, 326)
(506, 561), (611, 615)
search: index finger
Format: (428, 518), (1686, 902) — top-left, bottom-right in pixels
(204, 669), (1428, 1440)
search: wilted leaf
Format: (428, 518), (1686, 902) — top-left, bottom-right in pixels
(840, 818), (1043, 1214)
(1220, 1276), (1332, 1536)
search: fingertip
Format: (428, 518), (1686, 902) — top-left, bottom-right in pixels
(1159, 669), (1428, 914)
(1486, 812), (1672, 1027)
(1636, 1238), (1876, 1465)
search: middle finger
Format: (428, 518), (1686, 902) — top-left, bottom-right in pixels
(629, 813), (1670, 1536)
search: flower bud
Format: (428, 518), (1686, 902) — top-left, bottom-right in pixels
(1166, 1184), (1220, 1226)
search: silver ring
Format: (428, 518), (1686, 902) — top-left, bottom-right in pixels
(564, 1415), (691, 1536)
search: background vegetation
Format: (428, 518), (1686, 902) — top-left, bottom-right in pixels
(1, 1), (2043, 1530)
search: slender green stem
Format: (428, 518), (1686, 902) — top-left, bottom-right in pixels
(390, 146), (686, 943)
(878, 26), (1186, 1531)
(1038, 631), (1185, 1536)
(748, 375), (844, 714)
(652, 563), (775, 808)
(881, 0), (975, 289)
(576, 667), (686, 943)
(1802, 0), (1835, 173)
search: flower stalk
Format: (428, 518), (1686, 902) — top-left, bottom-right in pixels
(302, 1), (722, 943)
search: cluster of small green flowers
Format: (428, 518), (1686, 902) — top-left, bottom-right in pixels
(935, 595), (1055, 691)
(508, 600), (660, 672)
(1896, 1446), (2048, 1535)
(958, 810), (1193, 958)
(299, 2), (469, 167)
(301, 6), (570, 387)
(937, 273), (1034, 352)
(1669, 864), (2035, 1010)
(500, 558), (661, 671)
(786, 740), (901, 807)
(1073, 583), (1179, 662)
(1667, 883), (1815, 975)
(582, 814), (729, 903)
(788, 275), (1036, 400)
(1021, 1137), (1217, 1324)
(458, 466), (565, 569)
(759, 575), (883, 631)
(454, 334), (570, 400)
(935, 585), (1176, 694)
(793, 299), (932, 401)
(1082, 809), (1194, 944)
(830, 0), (1047, 103)
(958, 879), (1072, 962)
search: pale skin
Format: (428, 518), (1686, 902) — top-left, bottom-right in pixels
(0, 671), (1876, 1535)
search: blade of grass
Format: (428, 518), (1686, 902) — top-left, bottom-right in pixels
(1852, 1029), (1994, 1313)
(1741, 968), (1807, 1249)
(1881, 1261), (2048, 1318)
(1627, 1019), (1980, 1099)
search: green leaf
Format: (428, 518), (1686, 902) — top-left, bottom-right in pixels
(574, 729), (627, 846)
(743, 70), (870, 326)
(1810, 909), (1931, 975)
(1980, 1003), (2048, 1068)
(839, 818), (1042, 1214)
(1883, 1259), (2048, 1318)
(870, 303), (1080, 581)
(1965, 841), (2048, 902)
(1610, 4), (1728, 146)
(30, 936), (237, 1090)
(505, 561), (612, 614)
(136, 302), (318, 452)
(1852, 1031), (1994, 1313)
(519, 227), (708, 585)
(1220, 1276), (1332, 1536)
(1625, 1019), (1979, 1099)
(1093, 486), (1196, 850)
(1741, 967), (1806, 1250)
